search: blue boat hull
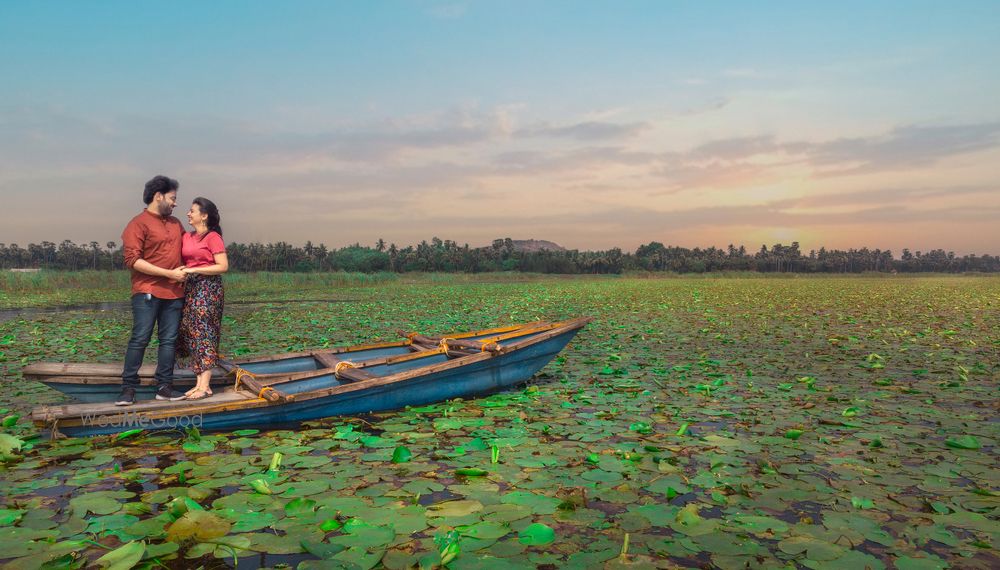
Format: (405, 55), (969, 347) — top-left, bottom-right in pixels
(51, 325), (583, 437)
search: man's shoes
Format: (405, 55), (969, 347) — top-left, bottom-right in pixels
(155, 385), (187, 401)
(115, 386), (136, 406)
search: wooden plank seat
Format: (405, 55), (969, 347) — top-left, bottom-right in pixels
(311, 353), (376, 383)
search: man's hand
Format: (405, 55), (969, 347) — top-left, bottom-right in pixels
(167, 267), (187, 282)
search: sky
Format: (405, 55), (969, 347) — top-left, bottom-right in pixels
(1, 1), (999, 254)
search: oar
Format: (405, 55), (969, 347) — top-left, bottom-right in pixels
(216, 359), (288, 403)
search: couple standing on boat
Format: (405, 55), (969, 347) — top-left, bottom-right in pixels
(115, 175), (228, 406)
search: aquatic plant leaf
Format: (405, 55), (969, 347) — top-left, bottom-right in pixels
(426, 500), (483, 518)
(70, 491), (133, 517)
(944, 435), (980, 449)
(851, 496), (874, 510)
(329, 522), (395, 549)
(0, 509), (25, 527)
(500, 492), (562, 515)
(166, 496), (204, 519)
(0, 433), (24, 460)
(248, 478), (274, 495)
(181, 439), (215, 453)
(518, 523), (555, 546)
(301, 539), (347, 559)
(391, 446), (412, 463)
(165, 511), (232, 542)
(894, 555), (948, 570)
(319, 518), (343, 532)
(141, 541), (179, 560)
(115, 429), (143, 441)
(334, 546), (386, 570)
(458, 521), (510, 540)
(777, 536), (846, 561)
(94, 541), (144, 570)
(247, 532), (305, 554)
(285, 497), (317, 517)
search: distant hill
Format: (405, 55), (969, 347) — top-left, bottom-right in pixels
(511, 239), (566, 252)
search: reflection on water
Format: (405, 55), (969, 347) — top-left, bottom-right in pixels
(0, 298), (358, 323)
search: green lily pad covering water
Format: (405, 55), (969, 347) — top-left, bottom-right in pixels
(0, 276), (998, 568)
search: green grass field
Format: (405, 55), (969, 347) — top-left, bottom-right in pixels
(0, 275), (997, 568)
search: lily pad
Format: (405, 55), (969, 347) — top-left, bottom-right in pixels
(94, 541), (144, 570)
(944, 435), (980, 450)
(518, 523), (555, 546)
(165, 510), (232, 542)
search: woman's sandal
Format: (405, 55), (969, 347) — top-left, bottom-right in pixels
(186, 389), (212, 401)
(185, 387), (213, 397)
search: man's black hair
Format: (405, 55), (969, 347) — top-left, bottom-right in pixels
(142, 175), (179, 205)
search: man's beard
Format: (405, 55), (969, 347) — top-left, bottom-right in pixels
(158, 202), (172, 216)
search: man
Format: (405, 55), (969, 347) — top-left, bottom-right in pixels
(116, 175), (188, 405)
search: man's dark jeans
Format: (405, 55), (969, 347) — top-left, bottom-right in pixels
(122, 293), (183, 388)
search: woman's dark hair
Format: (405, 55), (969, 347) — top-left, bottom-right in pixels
(142, 175), (179, 205)
(192, 197), (223, 237)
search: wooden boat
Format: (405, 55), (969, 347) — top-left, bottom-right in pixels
(31, 318), (591, 437)
(24, 321), (549, 403)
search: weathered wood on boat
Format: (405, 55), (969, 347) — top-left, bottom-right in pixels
(313, 353), (342, 369)
(334, 366), (376, 383)
(239, 375), (289, 402)
(217, 360), (288, 403)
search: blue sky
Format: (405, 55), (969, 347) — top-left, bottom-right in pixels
(2, 1), (998, 253)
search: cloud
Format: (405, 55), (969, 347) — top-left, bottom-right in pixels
(0, 105), (512, 175)
(2, 101), (999, 253)
(678, 98), (731, 116)
(688, 135), (779, 161)
(492, 146), (656, 175)
(645, 122), (1000, 191)
(805, 122), (1000, 176)
(792, 185), (998, 208)
(516, 120), (650, 141)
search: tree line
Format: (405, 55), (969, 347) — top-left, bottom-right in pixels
(1, 238), (998, 274)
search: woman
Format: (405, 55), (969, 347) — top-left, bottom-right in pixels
(176, 197), (228, 400)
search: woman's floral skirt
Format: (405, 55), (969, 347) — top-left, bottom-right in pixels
(177, 274), (224, 374)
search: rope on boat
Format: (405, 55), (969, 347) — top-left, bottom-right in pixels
(233, 367), (257, 391)
(334, 360), (356, 378)
(481, 338), (500, 352)
(439, 337), (455, 351)
(258, 386), (276, 400)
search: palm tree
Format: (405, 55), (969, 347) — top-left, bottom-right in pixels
(106, 242), (117, 270)
(89, 242), (100, 270)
